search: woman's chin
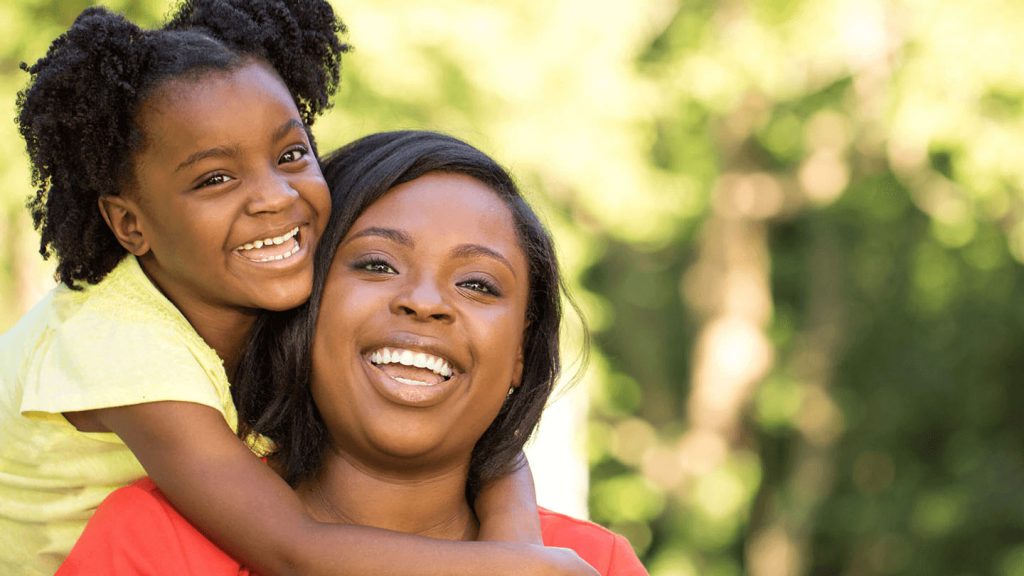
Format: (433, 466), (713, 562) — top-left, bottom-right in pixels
(359, 428), (470, 472)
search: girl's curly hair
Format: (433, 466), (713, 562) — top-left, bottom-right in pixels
(17, 0), (348, 288)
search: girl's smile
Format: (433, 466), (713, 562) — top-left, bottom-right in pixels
(123, 61), (330, 322)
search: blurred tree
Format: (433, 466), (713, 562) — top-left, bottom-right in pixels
(2, 1), (1024, 575)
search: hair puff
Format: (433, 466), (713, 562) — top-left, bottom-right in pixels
(165, 0), (348, 125)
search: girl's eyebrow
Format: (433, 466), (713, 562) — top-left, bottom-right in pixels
(273, 119), (306, 142)
(174, 119), (306, 173)
(175, 145), (239, 173)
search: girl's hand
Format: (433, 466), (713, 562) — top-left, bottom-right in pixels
(474, 454), (543, 543)
(527, 546), (601, 576)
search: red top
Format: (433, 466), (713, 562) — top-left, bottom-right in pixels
(57, 478), (648, 576)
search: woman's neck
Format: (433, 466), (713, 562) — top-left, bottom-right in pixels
(297, 453), (479, 541)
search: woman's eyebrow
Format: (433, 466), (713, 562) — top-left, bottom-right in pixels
(450, 244), (517, 278)
(345, 226), (414, 246)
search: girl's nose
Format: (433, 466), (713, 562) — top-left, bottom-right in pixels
(246, 173), (299, 215)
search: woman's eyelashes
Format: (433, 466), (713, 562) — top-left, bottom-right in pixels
(457, 277), (501, 297)
(350, 255), (503, 297)
(353, 256), (398, 275)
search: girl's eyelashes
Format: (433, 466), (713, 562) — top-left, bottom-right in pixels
(196, 172), (233, 189)
(192, 145), (309, 189)
(279, 145), (309, 164)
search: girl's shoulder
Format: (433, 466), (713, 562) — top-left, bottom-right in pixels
(11, 256), (231, 420)
(539, 507), (649, 576)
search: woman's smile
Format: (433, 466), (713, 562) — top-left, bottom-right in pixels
(312, 171), (529, 467)
(362, 342), (462, 407)
(369, 347), (454, 384)
(364, 354), (461, 407)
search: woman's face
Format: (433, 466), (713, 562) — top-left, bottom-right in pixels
(311, 172), (530, 473)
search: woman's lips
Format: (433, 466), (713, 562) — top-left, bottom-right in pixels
(364, 357), (461, 408)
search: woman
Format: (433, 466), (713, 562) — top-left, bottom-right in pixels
(59, 131), (647, 575)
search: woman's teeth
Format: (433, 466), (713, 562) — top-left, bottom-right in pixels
(370, 347), (453, 380)
(235, 227), (301, 262)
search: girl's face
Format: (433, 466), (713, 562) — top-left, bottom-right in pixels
(125, 61), (330, 316)
(311, 173), (530, 474)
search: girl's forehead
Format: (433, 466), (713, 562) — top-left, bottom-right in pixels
(133, 62), (299, 158)
(141, 60), (280, 115)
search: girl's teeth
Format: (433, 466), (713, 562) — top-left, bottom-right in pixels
(237, 227), (299, 253)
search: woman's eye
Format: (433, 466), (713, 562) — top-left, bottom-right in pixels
(356, 259), (397, 274)
(279, 147), (309, 164)
(458, 278), (500, 296)
(197, 173), (233, 188)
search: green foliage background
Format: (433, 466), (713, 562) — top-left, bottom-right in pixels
(2, 1), (1023, 575)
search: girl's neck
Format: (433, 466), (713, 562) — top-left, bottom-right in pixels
(179, 305), (257, 377)
(297, 452), (478, 541)
(138, 258), (257, 376)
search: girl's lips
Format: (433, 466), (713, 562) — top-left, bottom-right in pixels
(230, 225), (312, 270)
(363, 356), (461, 408)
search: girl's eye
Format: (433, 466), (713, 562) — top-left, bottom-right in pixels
(354, 258), (397, 275)
(197, 173), (233, 188)
(279, 147), (309, 164)
(458, 278), (500, 296)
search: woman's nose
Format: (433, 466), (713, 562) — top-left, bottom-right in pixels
(390, 275), (454, 323)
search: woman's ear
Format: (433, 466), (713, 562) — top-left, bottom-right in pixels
(98, 195), (150, 256)
(511, 341), (525, 391)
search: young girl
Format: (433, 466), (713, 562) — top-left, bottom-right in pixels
(58, 130), (647, 575)
(0, 3), (595, 576)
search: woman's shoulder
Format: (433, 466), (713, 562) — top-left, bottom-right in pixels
(539, 508), (649, 576)
(58, 479), (247, 575)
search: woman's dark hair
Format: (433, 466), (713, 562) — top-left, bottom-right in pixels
(236, 131), (585, 499)
(17, 0), (347, 288)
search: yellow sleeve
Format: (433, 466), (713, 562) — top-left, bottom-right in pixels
(19, 309), (225, 420)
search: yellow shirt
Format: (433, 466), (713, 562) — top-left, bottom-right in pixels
(0, 256), (237, 576)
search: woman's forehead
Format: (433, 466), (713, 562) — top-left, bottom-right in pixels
(348, 173), (523, 257)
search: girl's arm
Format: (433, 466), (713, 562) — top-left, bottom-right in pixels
(474, 454), (544, 543)
(84, 401), (598, 576)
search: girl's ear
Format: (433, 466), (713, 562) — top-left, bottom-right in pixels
(98, 195), (150, 256)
